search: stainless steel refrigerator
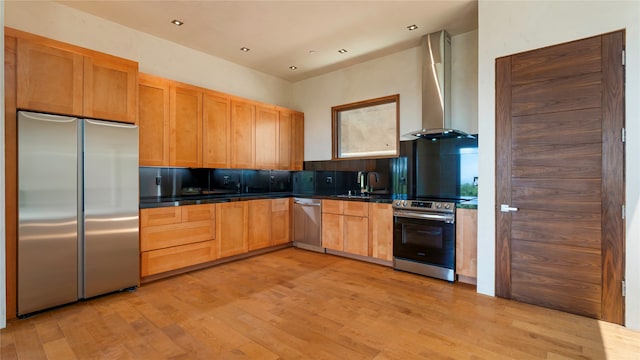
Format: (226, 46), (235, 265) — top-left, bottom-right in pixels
(18, 111), (139, 316)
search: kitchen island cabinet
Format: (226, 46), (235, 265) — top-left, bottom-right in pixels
(456, 208), (478, 284)
(13, 28), (137, 123)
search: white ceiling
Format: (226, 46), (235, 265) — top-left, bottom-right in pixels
(56, 0), (478, 82)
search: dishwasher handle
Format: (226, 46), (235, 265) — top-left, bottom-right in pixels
(294, 201), (321, 207)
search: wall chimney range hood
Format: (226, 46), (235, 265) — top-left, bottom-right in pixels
(406, 30), (474, 140)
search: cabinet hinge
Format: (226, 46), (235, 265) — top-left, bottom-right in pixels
(622, 50), (626, 66)
(622, 280), (626, 297)
(622, 128), (626, 143)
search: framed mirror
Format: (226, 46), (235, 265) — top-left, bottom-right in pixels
(332, 94), (399, 159)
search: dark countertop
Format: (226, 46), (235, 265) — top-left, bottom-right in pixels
(140, 193), (476, 209)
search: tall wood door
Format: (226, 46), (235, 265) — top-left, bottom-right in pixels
(496, 31), (625, 324)
(16, 38), (84, 116)
(271, 198), (291, 245)
(369, 203), (393, 261)
(203, 91), (231, 168)
(255, 105), (279, 169)
(231, 100), (255, 168)
(170, 84), (203, 167)
(138, 73), (170, 166)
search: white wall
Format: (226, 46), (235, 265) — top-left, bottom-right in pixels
(477, 0), (640, 329)
(293, 31), (479, 160)
(4, 1), (295, 109)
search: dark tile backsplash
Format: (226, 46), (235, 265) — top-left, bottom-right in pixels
(140, 158), (396, 200)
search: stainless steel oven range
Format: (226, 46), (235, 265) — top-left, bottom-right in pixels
(392, 199), (456, 282)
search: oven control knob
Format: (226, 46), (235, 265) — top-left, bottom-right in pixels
(444, 203), (451, 209)
(436, 203), (442, 209)
(402, 201), (408, 207)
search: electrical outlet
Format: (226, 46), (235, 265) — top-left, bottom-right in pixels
(325, 176), (333, 184)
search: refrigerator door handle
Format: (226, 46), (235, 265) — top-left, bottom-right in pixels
(85, 119), (138, 129)
(21, 111), (77, 123)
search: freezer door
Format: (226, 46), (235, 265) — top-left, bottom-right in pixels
(18, 111), (79, 315)
(83, 119), (139, 298)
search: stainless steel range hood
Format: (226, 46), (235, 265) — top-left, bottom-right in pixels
(406, 30), (474, 139)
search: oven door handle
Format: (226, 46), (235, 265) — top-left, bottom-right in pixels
(394, 210), (455, 223)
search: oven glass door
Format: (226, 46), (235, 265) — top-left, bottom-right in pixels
(393, 215), (455, 269)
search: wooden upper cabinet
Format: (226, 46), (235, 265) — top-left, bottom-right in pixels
(14, 30), (138, 123)
(16, 38), (84, 116)
(138, 73), (170, 166)
(83, 55), (137, 123)
(170, 83), (203, 167)
(203, 91), (231, 168)
(291, 112), (304, 170)
(231, 100), (255, 169)
(255, 105), (279, 169)
(278, 110), (292, 170)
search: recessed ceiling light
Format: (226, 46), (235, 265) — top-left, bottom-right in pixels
(338, 49), (348, 54)
(309, 50), (316, 55)
(407, 24), (418, 31)
(171, 19), (184, 26)
(289, 66), (298, 70)
(240, 47), (250, 52)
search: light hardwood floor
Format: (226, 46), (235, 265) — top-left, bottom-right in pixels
(2, 248), (640, 359)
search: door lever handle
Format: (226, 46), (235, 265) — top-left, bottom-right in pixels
(500, 204), (519, 212)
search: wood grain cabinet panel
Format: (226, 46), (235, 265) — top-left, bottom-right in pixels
(343, 201), (368, 217)
(343, 215), (368, 256)
(140, 204), (215, 252)
(231, 100), (255, 169)
(16, 38), (84, 116)
(170, 84), (203, 167)
(291, 112), (305, 170)
(140, 204), (216, 276)
(271, 198), (290, 245)
(83, 55), (137, 123)
(255, 105), (279, 169)
(217, 202), (249, 258)
(278, 110), (292, 170)
(141, 241), (216, 277)
(456, 208), (478, 284)
(138, 73), (170, 166)
(322, 200), (343, 215)
(368, 203), (393, 261)
(248, 199), (272, 251)
(322, 213), (344, 251)
(203, 91), (231, 168)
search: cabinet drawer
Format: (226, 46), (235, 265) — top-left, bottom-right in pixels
(140, 207), (181, 227)
(322, 199), (343, 214)
(141, 240), (215, 277)
(271, 198), (290, 212)
(343, 201), (368, 217)
(141, 219), (215, 251)
(182, 203), (215, 222)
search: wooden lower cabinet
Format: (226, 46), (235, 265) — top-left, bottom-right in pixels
(322, 200), (369, 256)
(368, 203), (393, 261)
(140, 204), (216, 277)
(141, 241), (216, 277)
(248, 199), (272, 251)
(456, 208), (478, 284)
(217, 201), (249, 258)
(271, 198), (291, 246)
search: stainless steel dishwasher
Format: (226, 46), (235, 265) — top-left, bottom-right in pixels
(293, 198), (324, 252)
